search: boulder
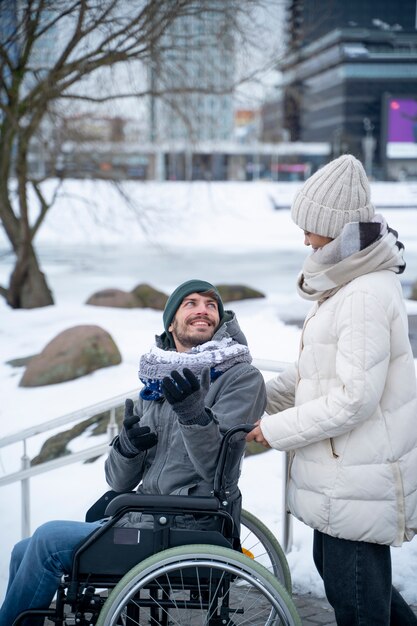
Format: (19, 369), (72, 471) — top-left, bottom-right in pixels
(215, 284), (265, 302)
(131, 283), (168, 310)
(19, 325), (121, 387)
(85, 282), (264, 310)
(6, 354), (37, 367)
(85, 288), (138, 308)
(411, 279), (417, 301)
(86, 284), (168, 309)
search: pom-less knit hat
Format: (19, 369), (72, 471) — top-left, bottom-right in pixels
(163, 279), (225, 335)
(291, 154), (375, 238)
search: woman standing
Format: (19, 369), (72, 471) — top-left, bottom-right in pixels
(248, 154), (417, 625)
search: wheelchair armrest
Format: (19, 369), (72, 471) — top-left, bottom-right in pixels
(105, 493), (221, 517)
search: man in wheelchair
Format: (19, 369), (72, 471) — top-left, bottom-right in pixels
(0, 279), (266, 626)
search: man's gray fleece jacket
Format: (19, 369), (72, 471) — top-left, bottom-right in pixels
(105, 312), (266, 523)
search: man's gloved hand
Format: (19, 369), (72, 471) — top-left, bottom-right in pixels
(162, 367), (212, 425)
(117, 399), (158, 457)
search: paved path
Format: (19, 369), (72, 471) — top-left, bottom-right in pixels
(292, 592), (417, 625)
(293, 593), (335, 625)
(42, 592), (417, 625)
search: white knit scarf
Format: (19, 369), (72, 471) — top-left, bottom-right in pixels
(138, 337), (252, 400)
(297, 215), (406, 302)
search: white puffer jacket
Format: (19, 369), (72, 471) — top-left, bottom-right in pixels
(261, 270), (417, 546)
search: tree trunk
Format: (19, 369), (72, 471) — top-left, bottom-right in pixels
(6, 243), (54, 309)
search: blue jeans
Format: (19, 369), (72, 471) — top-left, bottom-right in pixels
(0, 519), (101, 626)
(313, 530), (417, 626)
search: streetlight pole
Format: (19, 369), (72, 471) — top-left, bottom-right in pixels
(362, 117), (376, 178)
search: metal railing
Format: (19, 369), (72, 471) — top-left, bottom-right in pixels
(0, 358), (292, 550)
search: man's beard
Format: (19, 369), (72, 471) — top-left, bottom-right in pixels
(171, 319), (214, 349)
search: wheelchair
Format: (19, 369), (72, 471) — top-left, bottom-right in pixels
(13, 425), (301, 626)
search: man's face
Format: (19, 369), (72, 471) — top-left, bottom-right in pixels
(169, 292), (220, 352)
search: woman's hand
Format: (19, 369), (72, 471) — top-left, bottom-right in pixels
(246, 420), (271, 448)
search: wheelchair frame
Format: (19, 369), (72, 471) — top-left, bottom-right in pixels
(13, 425), (300, 626)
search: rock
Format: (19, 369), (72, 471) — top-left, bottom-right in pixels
(85, 283), (264, 309)
(131, 283), (168, 310)
(31, 414), (108, 465)
(6, 354), (37, 367)
(215, 284), (265, 302)
(86, 288), (138, 308)
(31, 408), (124, 465)
(408, 315), (417, 358)
(86, 284), (168, 309)
(411, 279), (417, 301)
(19, 325), (121, 387)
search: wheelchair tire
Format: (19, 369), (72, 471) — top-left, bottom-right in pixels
(96, 543), (301, 626)
(240, 509), (292, 593)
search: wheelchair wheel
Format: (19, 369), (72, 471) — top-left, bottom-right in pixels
(96, 543), (301, 626)
(240, 509), (292, 593)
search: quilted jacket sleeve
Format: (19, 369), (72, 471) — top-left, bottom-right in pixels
(261, 289), (391, 451)
(265, 361), (297, 414)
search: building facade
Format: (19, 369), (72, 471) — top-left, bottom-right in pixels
(149, 2), (235, 144)
(280, 0), (417, 179)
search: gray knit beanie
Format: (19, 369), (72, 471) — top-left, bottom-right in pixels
(291, 155), (375, 238)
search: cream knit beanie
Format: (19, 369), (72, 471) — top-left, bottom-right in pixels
(291, 154), (375, 238)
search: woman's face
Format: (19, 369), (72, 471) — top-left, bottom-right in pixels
(303, 231), (333, 250)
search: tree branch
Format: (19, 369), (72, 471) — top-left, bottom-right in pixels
(30, 181), (54, 241)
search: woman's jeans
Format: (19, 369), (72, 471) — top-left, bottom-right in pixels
(313, 529), (417, 626)
(0, 519), (101, 626)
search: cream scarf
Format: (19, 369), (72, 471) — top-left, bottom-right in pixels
(297, 215), (405, 302)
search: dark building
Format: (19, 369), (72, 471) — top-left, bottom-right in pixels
(261, 92), (288, 143)
(288, 0), (417, 49)
(281, 0), (417, 179)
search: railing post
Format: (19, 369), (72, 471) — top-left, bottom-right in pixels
(21, 439), (31, 538)
(282, 452), (293, 553)
(107, 407), (118, 442)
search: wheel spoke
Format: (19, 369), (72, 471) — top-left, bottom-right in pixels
(97, 545), (301, 626)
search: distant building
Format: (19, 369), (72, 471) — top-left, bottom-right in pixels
(0, 0), (19, 70)
(49, 115), (147, 179)
(287, 0), (417, 50)
(280, 0), (417, 179)
(260, 90), (288, 143)
(234, 109), (260, 143)
(1, 1), (62, 178)
(149, 2), (235, 144)
(62, 115), (130, 144)
(48, 138), (330, 182)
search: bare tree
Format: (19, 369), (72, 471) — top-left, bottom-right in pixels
(0, 0), (275, 309)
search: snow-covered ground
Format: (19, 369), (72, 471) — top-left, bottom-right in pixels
(1, 179), (417, 605)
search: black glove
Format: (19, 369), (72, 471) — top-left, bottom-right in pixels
(117, 398), (158, 457)
(162, 367), (212, 425)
